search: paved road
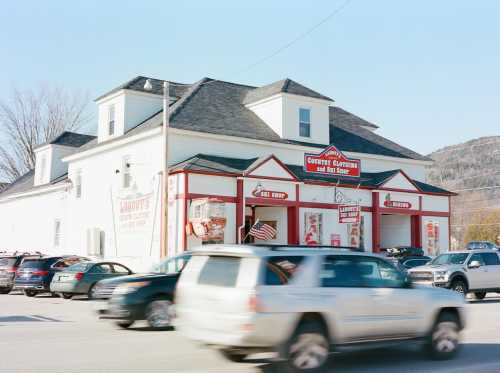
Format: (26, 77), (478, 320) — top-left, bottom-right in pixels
(1, 292), (500, 373)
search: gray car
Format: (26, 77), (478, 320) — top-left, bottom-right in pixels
(50, 261), (133, 299)
(408, 249), (500, 299)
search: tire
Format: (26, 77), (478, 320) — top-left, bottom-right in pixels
(219, 349), (248, 363)
(24, 289), (37, 297)
(473, 292), (486, 300)
(0, 287), (11, 294)
(115, 321), (134, 329)
(62, 293), (73, 300)
(450, 279), (467, 296)
(425, 312), (461, 360)
(282, 321), (330, 372)
(87, 283), (96, 300)
(146, 298), (174, 329)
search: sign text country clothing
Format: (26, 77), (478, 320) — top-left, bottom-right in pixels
(304, 145), (361, 178)
(383, 200), (412, 209)
(339, 204), (361, 224)
(252, 189), (288, 200)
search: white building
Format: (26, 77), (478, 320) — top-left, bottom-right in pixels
(0, 76), (454, 271)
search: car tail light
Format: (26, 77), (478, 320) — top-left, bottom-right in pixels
(6, 267), (16, 273)
(32, 270), (49, 276)
(248, 292), (262, 313)
(74, 272), (84, 281)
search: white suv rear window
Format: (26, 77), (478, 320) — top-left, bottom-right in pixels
(197, 256), (241, 287)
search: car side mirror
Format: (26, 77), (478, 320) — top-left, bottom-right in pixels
(468, 260), (481, 269)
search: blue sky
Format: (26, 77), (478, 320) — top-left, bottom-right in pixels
(1, 0), (498, 155)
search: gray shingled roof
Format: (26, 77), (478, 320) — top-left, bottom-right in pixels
(243, 78), (333, 104)
(170, 153), (451, 194)
(0, 171), (69, 198)
(34, 131), (96, 150)
(75, 77), (430, 162)
(95, 76), (191, 101)
(0, 182), (9, 192)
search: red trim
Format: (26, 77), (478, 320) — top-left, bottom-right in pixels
(448, 196), (452, 250)
(243, 155), (298, 181)
(236, 179), (244, 243)
(245, 175), (298, 182)
(372, 192), (380, 253)
(295, 184), (300, 244)
(245, 197), (296, 207)
(187, 193), (237, 203)
(183, 173), (189, 251)
(411, 215), (422, 247)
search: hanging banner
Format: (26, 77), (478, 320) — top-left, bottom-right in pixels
(304, 145), (361, 178)
(339, 204), (361, 224)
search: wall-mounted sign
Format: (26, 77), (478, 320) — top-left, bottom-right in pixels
(304, 145), (361, 178)
(118, 192), (153, 232)
(339, 204), (361, 224)
(251, 182), (288, 200)
(383, 193), (412, 209)
(330, 234), (341, 246)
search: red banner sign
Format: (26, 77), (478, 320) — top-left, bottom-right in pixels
(383, 200), (412, 209)
(252, 188), (288, 200)
(339, 204), (361, 224)
(304, 145), (361, 178)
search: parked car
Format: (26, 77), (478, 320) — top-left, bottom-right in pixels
(466, 241), (496, 250)
(389, 256), (432, 272)
(176, 245), (465, 371)
(14, 256), (88, 297)
(50, 261), (133, 299)
(93, 253), (191, 329)
(408, 249), (500, 299)
(386, 246), (425, 258)
(0, 252), (43, 294)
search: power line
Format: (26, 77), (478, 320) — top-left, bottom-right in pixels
(235, 0), (353, 75)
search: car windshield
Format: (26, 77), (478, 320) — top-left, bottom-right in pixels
(430, 253), (469, 265)
(0, 257), (17, 267)
(150, 255), (190, 274)
(20, 259), (47, 269)
(65, 263), (94, 272)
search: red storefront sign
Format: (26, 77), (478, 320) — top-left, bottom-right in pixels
(383, 194), (412, 209)
(304, 145), (361, 178)
(252, 187), (288, 200)
(339, 204), (360, 224)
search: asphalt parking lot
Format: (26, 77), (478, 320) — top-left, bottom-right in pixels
(1, 293), (500, 373)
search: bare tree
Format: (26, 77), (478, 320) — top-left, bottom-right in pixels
(0, 85), (93, 182)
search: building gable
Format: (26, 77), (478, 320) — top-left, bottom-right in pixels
(244, 155), (297, 181)
(380, 171), (420, 192)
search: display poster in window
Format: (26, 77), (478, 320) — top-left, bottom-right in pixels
(188, 198), (227, 244)
(425, 220), (440, 256)
(330, 233), (341, 247)
(347, 221), (361, 250)
(304, 212), (322, 246)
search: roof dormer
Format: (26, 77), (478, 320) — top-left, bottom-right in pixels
(244, 79), (333, 146)
(33, 132), (95, 186)
(95, 76), (190, 143)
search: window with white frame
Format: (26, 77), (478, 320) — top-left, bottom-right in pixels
(54, 220), (61, 247)
(108, 104), (115, 136)
(39, 155), (47, 184)
(299, 108), (311, 137)
(122, 156), (132, 188)
(75, 169), (82, 198)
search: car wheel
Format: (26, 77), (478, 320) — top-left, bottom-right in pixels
(115, 321), (134, 329)
(87, 283), (96, 300)
(0, 287), (11, 294)
(282, 321), (330, 372)
(146, 299), (174, 329)
(450, 279), (467, 296)
(62, 293), (73, 300)
(219, 349), (248, 363)
(473, 292), (486, 300)
(425, 312), (461, 360)
(24, 290), (37, 297)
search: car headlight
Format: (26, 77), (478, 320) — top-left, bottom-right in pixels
(434, 271), (448, 281)
(113, 281), (151, 296)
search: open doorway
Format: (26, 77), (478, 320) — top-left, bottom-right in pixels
(243, 205), (287, 244)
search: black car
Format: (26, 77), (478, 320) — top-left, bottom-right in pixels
(392, 255), (432, 271)
(386, 246), (425, 258)
(14, 256), (89, 297)
(93, 253), (191, 329)
(0, 252), (43, 294)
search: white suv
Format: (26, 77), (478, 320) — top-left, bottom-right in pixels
(175, 245), (466, 372)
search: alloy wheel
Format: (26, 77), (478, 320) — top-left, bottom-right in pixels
(146, 300), (173, 329)
(289, 332), (329, 370)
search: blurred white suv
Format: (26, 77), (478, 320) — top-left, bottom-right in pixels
(175, 245), (466, 372)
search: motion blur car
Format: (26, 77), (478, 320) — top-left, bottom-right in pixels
(50, 261), (133, 299)
(0, 252), (43, 294)
(389, 256), (432, 272)
(386, 246), (425, 258)
(14, 256), (88, 297)
(93, 253), (191, 329)
(176, 245), (465, 372)
(409, 250), (500, 299)
(466, 241), (496, 250)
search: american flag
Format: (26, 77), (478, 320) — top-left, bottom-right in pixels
(249, 221), (277, 241)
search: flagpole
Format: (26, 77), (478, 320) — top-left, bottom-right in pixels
(243, 218), (260, 242)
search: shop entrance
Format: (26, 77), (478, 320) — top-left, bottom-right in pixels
(243, 205), (288, 244)
(379, 214), (421, 250)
